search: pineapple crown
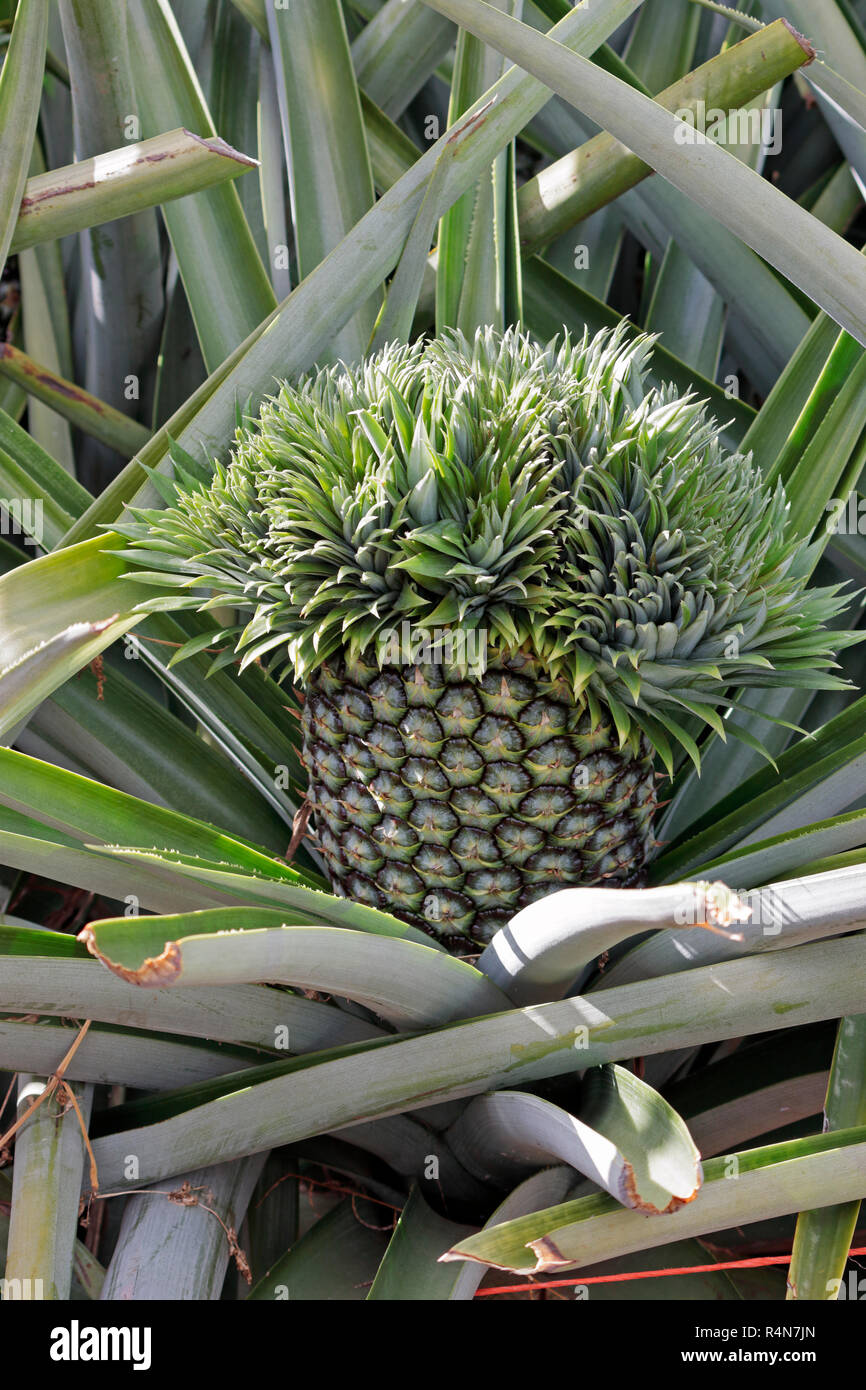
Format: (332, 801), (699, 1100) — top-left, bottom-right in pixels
(117, 324), (855, 770)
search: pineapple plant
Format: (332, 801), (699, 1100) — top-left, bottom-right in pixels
(0, 0), (866, 1315)
(118, 324), (851, 951)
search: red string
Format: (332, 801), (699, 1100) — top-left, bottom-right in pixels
(474, 1246), (866, 1296)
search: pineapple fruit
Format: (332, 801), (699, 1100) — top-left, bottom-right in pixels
(303, 652), (656, 951)
(119, 326), (852, 953)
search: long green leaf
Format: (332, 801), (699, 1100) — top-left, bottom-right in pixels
(422, 0), (866, 344)
(788, 1014), (866, 1299)
(209, 5), (267, 265)
(227, 0), (267, 40)
(0, 1169), (103, 1301)
(9, 127), (260, 254)
(669, 1024), (833, 1157)
(371, 96), (496, 350)
(3, 1076), (91, 1300)
(479, 881), (751, 1004)
(0, 536), (145, 741)
(249, 1198), (390, 1301)
(447, 1073), (702, 1211)
(83, 847), (438, 944)
(129, 611), (308, 834)
(654, 696), (866, 881)
(58, 0), (164, 487)
(0, 745), (313, 882)
(267, 0), (378, 360)
(81, 909), (509, 1028)
(442, 1126), (866, 1274)
(0, 344), (151, 458)
(22, 657), (289, 854)
(436, 0), (522, 335)
(0, 0), (48, 268)
(126, 0), (276, 372)
(784, 350), (866, 539)
(82, 933), (866, 1191)
(624, 0), (700, 90)
(645, 238), (726, 379)
(0, 774), (306, 909)
(517, 19), (813, 254)
(254, 51), (290, 299)
(0, 1016), (259, 1090)
(0, 406), (90, 521)
(16, 135), (74, 474)
(244, 1153), (299, 1290)
(367, 1187), (475, 1300)
(0, 404), (89, 548)
(352, 0), (455, 119)
(585, 865), (866, 989)
(98, 1157), (266, 1300)
(0, 923), (382, 1050)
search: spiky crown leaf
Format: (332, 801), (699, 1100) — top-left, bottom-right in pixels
(117, 325), (856, 768)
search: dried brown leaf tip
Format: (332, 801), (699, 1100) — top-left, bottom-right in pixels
(620, 1159), (701, 1215)
(527, 1236), (571, 1274)
(78, 925), (183, 986)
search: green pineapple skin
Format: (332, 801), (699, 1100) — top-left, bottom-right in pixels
(301, 650), (658, 955)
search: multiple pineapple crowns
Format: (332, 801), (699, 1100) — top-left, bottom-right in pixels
(118, 325), (853, 771)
